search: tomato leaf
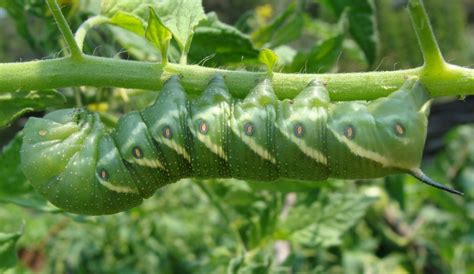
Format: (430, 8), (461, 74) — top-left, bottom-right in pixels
(0, 225), (23, 272)
(102, 0), (205, 55)
(259, 48), (279, 75)
(188, 12), (259, 66)
(109, 11), (146, 36)
(0, 90), (65, 129)
(289, 34), (345, 73)
(283, 193), (375, 247)
(252, 3), (304, 48)
(320, 0), (379, 66)
(145, 8), (172, 65)
(0, 134), (52, 211)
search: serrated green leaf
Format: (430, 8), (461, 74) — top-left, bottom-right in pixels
(110, 27), (162, 61)
(235, 197), (281, 250)
(101, 0), (153, 17)
(289, 34), (345, 73)
(157, 0), (205, 54)
(102, 0), (205, 55)
(0, 226), (23, 273)
(0, 134), (50, 211)
(188, 12), (259, 66)
(0, 90), (65, 129)
(259, 48), (278, 75)
(145, 8), (172, 65)
(286, 11), (348, 73)
(0, 134), (29, 196)
(320, 0), (379, 66)
(109, 11), (146, 36)
(204, 179), (282, 250)
(284, 193), (375, 248)
(252, 3), (304, 48)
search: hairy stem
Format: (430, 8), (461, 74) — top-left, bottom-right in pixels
(46, 0), (83, 59)
(0, 0), (470, 101)
(0, 55), (473, 100)
(74, 15), (111, 51)
(408, 0), (446, 72)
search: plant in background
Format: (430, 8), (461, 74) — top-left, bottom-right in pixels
(0, 0), (472, 273)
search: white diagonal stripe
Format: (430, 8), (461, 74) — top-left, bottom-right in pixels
(230, 115), (276, 164)
(276, 126), (327, 165)
(150, 110), (191, 162)
(96, 174), (139, 194)
(276, 107), (328, 165)
(134, 158), (164, 169)
(329, 128), (397, 168)
(160, 138), (191, 162)
(188, 104), (229, 161)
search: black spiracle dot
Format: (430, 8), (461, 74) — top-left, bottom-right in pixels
(394, 122), (405, 136)
(344, 125), (355, 140)
(199, 120), (209, 134)
(162, 126), (173, 139)
(98, 169), (109, 180)
(244, 122), (255, 136)
(294, 123), (305, 138)
(132, 146), (144, 159)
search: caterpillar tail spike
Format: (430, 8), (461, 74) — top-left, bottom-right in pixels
(409, 169), (464, 196)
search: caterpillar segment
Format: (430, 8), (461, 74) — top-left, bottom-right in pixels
(20, 76), (463, 215)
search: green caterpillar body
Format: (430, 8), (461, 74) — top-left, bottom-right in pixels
(20, 76), (460, 215)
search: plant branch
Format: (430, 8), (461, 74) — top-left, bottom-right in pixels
(408, 0), (446, 72)
(74, 15), (111, 51)
(0, 0), (471, 101)
(46, 0), (83, 59)
(1, 56), (473, 100)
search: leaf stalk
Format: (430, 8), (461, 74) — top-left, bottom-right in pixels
(46, 0), (83, 60)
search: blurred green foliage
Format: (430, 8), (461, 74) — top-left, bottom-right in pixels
(0, 0), (473, 273)
(377, 0), (467, 69)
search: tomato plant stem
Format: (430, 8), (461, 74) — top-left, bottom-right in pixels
(0, 55), (473, 100)
(74, 16), (111, 51)
(46, 0), (83, 60)
(408, 0), (446, 72)
(0, 0), (470, 101)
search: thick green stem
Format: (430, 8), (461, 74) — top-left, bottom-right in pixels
(0, 56), (473, 100)
(46, 0), (83, 59)
(408, 0), (446, 72)
(0, 0), (469, 102)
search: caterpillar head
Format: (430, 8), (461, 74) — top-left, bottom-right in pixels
(21, 109), (143, 215)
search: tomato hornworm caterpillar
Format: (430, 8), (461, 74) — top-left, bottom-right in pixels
(20, 75), (463, 215)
